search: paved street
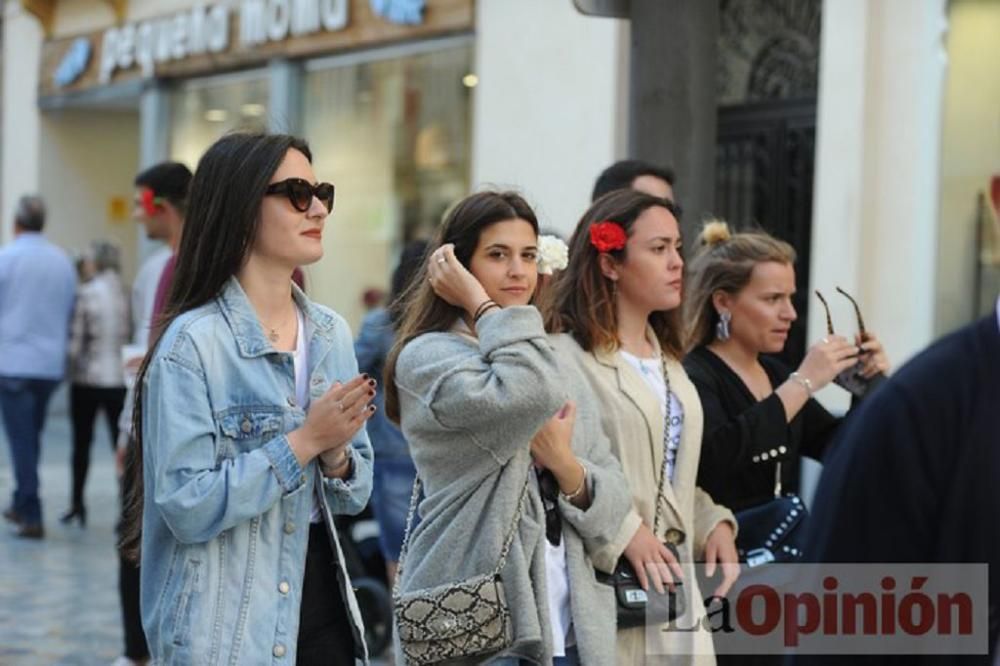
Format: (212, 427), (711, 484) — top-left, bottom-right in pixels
(0, 386), (123, 665)
(0, 386), (392, 665)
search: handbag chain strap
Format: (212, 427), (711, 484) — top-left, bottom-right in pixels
(651, 355), (673, 536)
(393, 461), (532, 599)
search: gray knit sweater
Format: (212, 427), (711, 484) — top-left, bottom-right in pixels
(394, 307), (633, 665)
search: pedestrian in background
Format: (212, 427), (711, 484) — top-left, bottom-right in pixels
(63, 240), (129, 526)
(0, 195), (77, 539)
(112, 160), (192, 666)
(354, 239), (426, 585)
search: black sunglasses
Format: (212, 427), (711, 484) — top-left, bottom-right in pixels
(265, 178), (335, 213)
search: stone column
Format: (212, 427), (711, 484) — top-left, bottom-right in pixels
(629, 0), (719, 237)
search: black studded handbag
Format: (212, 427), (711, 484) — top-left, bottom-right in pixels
(393, 467), (530, 666)
(733, 462), (810, 567)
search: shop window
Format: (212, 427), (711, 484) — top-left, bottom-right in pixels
(301, 41), (473, 330)
(170, 71), (270, 170)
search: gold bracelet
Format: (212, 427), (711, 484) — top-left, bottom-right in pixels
(559, 463), (587, 501)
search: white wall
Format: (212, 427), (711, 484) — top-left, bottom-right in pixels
(1, 0), (43, 245)
(935, 0), (1000, 332)
(810, 0), (948, 415)
(471, 0), (628, 236)
(38, 110), (141, 284)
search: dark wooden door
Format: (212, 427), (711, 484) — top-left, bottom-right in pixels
(715, 98), (817, 366)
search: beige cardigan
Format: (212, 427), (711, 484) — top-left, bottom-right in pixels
(551, 332), (735, 665)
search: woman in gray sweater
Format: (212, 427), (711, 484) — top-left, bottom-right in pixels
(384, 192), (634, 665)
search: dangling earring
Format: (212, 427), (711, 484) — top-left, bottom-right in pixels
(716, 311), (732, 341)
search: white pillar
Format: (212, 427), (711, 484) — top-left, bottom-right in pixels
(810, 0), (948, 407)
(1, 0), (44, 244)
(471, 0), (629, 236)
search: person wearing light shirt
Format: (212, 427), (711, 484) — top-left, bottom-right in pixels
(0, 195), (76, 539)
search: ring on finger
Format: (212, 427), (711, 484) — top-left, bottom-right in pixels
(436, 256), (447, 264)
(337, 401), (345, 412)
(822, 337), (830, 345)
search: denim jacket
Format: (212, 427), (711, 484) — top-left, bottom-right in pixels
(139, 277), (374, 665)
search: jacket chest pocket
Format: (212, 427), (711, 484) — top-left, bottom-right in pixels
(218, 409), (285, 458)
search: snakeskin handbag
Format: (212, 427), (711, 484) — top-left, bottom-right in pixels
(393, 468), (531, 665)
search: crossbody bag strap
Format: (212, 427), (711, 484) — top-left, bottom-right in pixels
(651, 355), (673, 536)
(393, 462), (533, 599)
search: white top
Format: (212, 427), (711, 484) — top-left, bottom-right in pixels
(539, 473), (574, 656)
(619, 350), (685, 483)
(130, 246), (171, 348)
(290, 307), (322, 525)
(544, 537), (573, 655)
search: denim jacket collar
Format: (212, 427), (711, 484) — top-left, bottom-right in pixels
(217, 276), (336, 360)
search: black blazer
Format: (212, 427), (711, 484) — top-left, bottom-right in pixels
(682, 346), (842, 512)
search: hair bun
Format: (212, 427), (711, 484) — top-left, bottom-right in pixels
(700, 219), (732, 247)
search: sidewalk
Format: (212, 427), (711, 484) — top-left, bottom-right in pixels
(0, 385), (123, 665)
(0, 385), (393, 665)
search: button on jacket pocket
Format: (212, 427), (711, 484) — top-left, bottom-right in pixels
(218, 408), (285, 457)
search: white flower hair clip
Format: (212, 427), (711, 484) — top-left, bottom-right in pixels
(537, 234), (569, 275)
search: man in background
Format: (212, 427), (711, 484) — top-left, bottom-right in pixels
(0, 195), (76, 539)
(592, 159), (676, 202)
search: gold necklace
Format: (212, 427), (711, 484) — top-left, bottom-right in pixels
(262, 309), (295, 343)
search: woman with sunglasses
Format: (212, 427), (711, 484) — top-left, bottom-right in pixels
(120, 132), (374, 665)
(681, 222), (889, 564)
(384, 191), (633, 665)
(545, 190), (738, 665)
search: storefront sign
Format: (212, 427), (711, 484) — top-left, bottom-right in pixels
(100, 4), (231, 82)
(40, 0), (472, 99)
(99, 0), (351, 83)
(369, 0), (425, 25)
(54, 37), (92, 88)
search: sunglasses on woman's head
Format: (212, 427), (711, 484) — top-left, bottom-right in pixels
(265, 178), (335, 213)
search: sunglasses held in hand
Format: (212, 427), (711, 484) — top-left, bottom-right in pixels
(814, 287), (881, 398)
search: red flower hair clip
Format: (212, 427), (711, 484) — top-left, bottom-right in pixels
(139, 188), (164, 217)
(589, 221), (627, 253)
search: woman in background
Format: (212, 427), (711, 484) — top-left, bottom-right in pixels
(64, 240), (130, 526)
(354, 239), (427, 584)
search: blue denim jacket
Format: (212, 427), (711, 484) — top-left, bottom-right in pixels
(139, 278), (374, 665)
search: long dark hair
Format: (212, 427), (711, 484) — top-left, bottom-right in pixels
(383, 191), (539, 423)
(544, 189), (685, 358)
(120, 132), (313, 560)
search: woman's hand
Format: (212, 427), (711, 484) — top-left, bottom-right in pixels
(530, 402), (577, 479)
(795, 334), (859, 392)
(623, 522), (685, 594)
(426, 244), (490, 316)
(287, 374), (375, 467)
(703, 521), (740, 597)
(531, 402), (588, 506)
(856, 332), (890, 378)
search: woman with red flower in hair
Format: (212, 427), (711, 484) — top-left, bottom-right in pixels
(545, 189), (739, 665)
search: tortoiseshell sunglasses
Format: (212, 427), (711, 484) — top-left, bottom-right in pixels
(814, 286), (868, 339)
